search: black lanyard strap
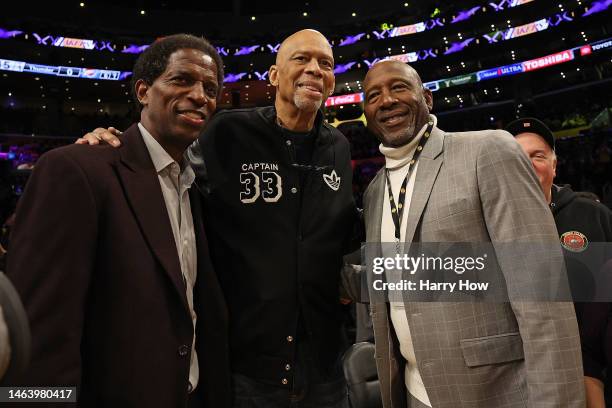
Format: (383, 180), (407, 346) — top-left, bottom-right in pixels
(385, 120), (434, 242)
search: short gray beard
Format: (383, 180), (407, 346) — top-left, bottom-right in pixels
(381, 125), (417, 147)
(294, 94), (322, 112)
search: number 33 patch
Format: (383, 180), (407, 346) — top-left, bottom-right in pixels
(239, 171), (282, 203)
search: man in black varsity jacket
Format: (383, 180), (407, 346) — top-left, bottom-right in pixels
(80, 29), (357, 407)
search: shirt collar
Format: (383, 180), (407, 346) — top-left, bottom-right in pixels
(380, 114), (437, 170)
(138, 123), (195, 186)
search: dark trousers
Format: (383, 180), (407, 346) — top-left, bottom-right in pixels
(231, 339), (348, 408)
(231, 373), (347, 408)
(187, 390), (203, 408)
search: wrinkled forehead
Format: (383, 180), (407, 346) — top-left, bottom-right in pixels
(278, 32), (333, 61)
(364, 61), (418, 89)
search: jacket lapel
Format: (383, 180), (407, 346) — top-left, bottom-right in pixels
(365, 170), (385, 244)
(403, 127), (444, 243)
(115, 124), (189, 313)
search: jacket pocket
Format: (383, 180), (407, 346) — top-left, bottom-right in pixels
(459, 332), (524, 367)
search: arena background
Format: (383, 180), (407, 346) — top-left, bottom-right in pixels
(0, 0), (610, 224)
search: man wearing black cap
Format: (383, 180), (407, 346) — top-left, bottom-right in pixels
(508, 117), (612, 408)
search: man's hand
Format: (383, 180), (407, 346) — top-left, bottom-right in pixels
(585, 376), (605, 408)
(75, 127), (123, 147)
(0, 305), (11, 378)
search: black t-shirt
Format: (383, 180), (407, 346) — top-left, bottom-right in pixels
(281, 127), (316, 166)
(281, 127), (316, 192)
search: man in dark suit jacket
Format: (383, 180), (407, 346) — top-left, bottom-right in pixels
(6, 34), (230, 407)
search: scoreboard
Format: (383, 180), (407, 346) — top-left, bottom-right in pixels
(0, 58), (126, 81)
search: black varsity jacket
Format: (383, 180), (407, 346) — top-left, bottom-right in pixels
(187, 106), (358, 387)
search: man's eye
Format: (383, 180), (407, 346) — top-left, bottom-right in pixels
(367, 92), (379, 102)
(205, 86), (218, 97)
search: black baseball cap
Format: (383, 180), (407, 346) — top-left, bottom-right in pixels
(505, 117), (555, 151)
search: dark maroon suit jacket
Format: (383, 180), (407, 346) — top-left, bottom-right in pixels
(6, 124), (231, 407)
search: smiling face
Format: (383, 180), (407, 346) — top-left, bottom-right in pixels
(515, 132), (557, 203)
(269, 30), (335, 115)
(136, 48), (218, 157)
(363, 60), (432, 147)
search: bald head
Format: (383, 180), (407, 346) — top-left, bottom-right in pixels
(276, 29), (332, 65)
(364, 60), (423, 89)
(269, 29), (335, 124)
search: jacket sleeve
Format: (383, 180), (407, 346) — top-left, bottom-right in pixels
(6, 148), (97, 389)
(580, 203), (612, 380)
(476, 131), (585, 407)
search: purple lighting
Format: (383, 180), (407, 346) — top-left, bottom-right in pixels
(224, 73), (247, 83)
(339, 33), (365, 46)
(451, 6), (481, 23)
(235, 45), (260, 56)
(122, 44), (149, 54)
(254, 71), (269, 80)
(333, 62), (357, 74)
(216, 47), (229, 57)
(583, 0), (612, 16)
(0, 29), (22, 39)
(547, 12), (573, 26)
(267, 43), (280, 53)
(425, 18), (445, 30)
(444, 38), (475, 54)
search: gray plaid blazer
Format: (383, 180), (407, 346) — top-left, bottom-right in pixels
(363, 126), (585, 408)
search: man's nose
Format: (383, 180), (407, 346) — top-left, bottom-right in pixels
(304, 59), (323, 76)
(188, 82), (208, 105)
(380, 89), (398, 108)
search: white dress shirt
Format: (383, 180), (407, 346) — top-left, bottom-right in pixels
(139, 123), (199, 392)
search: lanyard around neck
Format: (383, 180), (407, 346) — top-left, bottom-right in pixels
(384, 120), (434, 242)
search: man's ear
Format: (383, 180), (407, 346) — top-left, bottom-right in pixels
(135, 79), (149, 107)
(423, 88), (433, 112)
(269, 65), (279, 87)
(552, 155), (557, 178)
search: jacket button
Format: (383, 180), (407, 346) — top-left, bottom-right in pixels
(178, 344), (190, 357)
(281, 378), (288, 385)
(285, 364), (291, 371)
(286, 140), (292, 146)
(286, 335), (294, 342)
(291, 187), (297, 194)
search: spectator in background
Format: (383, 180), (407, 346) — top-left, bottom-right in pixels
(508, 117), (612, 408)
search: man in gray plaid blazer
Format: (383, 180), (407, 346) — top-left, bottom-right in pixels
(358, 60), (585, 407)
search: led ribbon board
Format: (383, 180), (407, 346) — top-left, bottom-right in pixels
(580, 38), (612, 55)
(423, 48), (579, 91)
(0, 58), (128, 80)
(483, 14), (573, 44)
(325, 92), (364, 107)
(0, 0), (581, 57)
